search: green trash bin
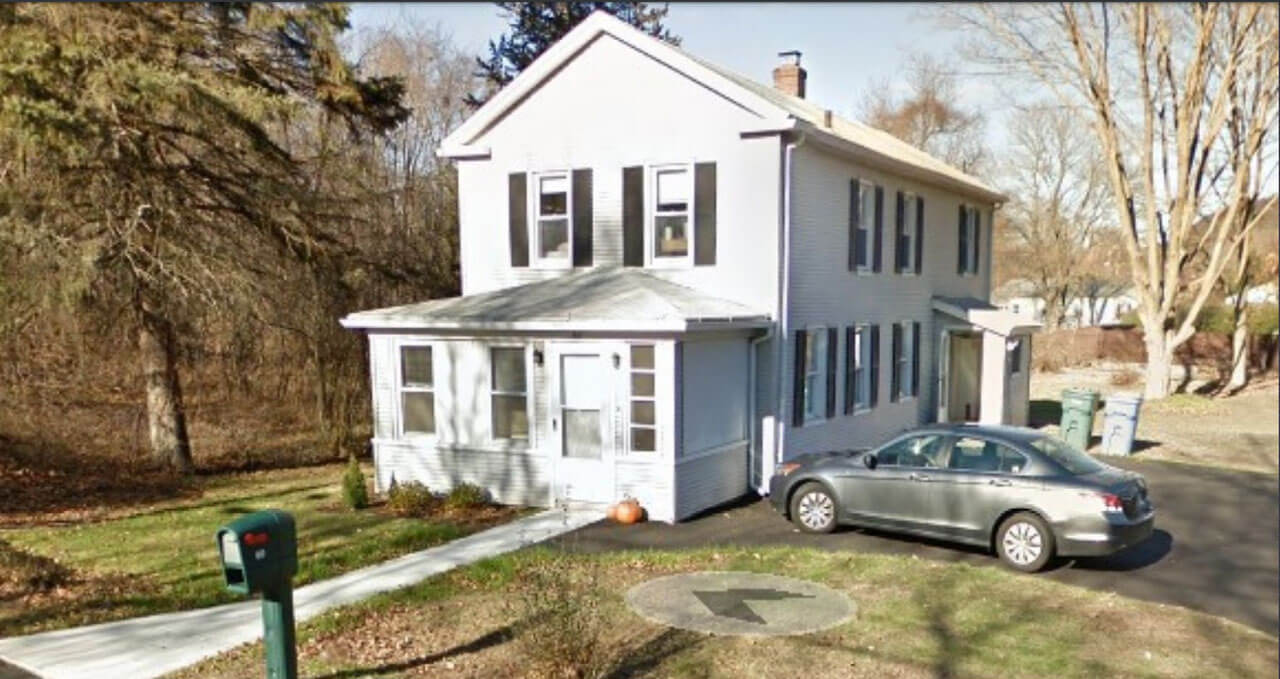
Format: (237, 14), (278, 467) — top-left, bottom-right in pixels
(1060, 388), (1100, 452)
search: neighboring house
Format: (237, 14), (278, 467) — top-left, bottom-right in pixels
(341, 12), (1038, 523)
(1226, 281), (1279, 306)
(994, 279), (1138, 328)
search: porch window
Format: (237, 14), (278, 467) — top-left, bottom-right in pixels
(400, 346), (434, 436)
(534, 172), (570, 265)
(652, 165), (691, 260)
(804, 327), (827, 421)
(629, 345), (657, 452)
(490, 347), (529, 440)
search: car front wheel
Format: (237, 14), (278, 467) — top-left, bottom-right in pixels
(789, 482), (838, 534)
(996, 512), (1054, 572)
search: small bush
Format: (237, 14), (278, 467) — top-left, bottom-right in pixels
(342, 456), (369, 510)
(0, 539), (71, 598)
(386, 481), (436, 518)
(444, 482), (489, 510)
(515, 553), (616, 678)
(1110, 368), (1141, 387)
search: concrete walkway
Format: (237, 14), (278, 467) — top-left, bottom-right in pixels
(0, 507), (602, 679)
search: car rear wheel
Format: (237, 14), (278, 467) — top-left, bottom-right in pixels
(996, 512), (1054, 572)
(790, 483), (837, 534)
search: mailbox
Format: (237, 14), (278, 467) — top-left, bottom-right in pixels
(217, 509), (298, 595)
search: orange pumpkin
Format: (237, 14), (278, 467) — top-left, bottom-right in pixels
(615, 499), (644, 525)
(605, 503), (619, 521)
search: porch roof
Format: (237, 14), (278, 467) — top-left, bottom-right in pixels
(340, 267), (772, 333)
(932, 296), (1042, 336)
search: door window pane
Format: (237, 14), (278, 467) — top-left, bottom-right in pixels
(631, 427), (655, 452)
(564, 409), (602, 459)
(630, 372), (654, 397)
(402, 392), (435, 435)
(631, 401), (655, 426)
(630, 344), (657, 453)
(631, 345), (655, 369)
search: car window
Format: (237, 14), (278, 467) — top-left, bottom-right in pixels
(878, 434), (946, 469)
(1030, 436), (1104, 475)
(948, 437), (1029, 474)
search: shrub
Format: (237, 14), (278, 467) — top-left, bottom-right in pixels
(0, 539), (71, 598)
(515, 552), (616, 679)
(1248, 303), (1278, 337)
(341, 455), (369, 510)
(444, 482), (489, 510)
(386, 481), (436, 518)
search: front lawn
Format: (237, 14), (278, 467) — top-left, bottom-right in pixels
(0, 463), (522, 637)
(171, 547), (1278, 679)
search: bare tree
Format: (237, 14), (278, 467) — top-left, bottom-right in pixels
(948, 4), (1280, 398)
(1077, 227), (1132, 326)
(1218, 199), (1279, 390)
(860, 53), (989, 175)
(998, 104), (1111, 329)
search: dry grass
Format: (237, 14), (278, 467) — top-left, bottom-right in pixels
(169, 548), (1279, 679)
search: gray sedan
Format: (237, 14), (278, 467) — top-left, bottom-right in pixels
(767, 424), (1155, 571)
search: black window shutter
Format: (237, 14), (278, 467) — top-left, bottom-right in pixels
(844, 325), (856, 415)
(825, 327), (838, 419)
(848, 180), (861, 271)
(974, 208), (982, 274)
(890, 323), (902, 402)
(914, 196), (924, 275)
(894, 191), (905, 273)
(694, 162), (717, 265)
(508, 173), (528, 267)
(792, 330), (807, 427)
(622, 166), (644, 266)
(957, 205), (968, 274)
(911, 321), (921, 397)
(869, 325), (880, 408)
(873, 186), (884, 273)
(571, 169), (593, 267)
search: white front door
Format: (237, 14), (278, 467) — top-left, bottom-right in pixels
(549, 344), (615, 504)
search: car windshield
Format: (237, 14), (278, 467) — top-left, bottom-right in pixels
(1029, 436), (1105, 475)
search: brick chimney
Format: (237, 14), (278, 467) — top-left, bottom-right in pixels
(773, 50), (806, 98)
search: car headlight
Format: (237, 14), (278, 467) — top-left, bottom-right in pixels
(775, 462), (802, 476)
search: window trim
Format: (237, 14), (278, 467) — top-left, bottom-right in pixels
(896, 320), (916, 402)
(628, 343), (658, 454)
(396, 342), (437, 440)
(489, 344), (531, 443)
(900, 191), (918, 276)
(530, 170), (573, 269)
(855, 180), (877, 275)
(646, 162), (696, 269)
(850, 324), (873, 414)
(803, 325), (828, 422)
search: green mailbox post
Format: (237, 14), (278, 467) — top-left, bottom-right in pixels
(217, 510), (298, 679)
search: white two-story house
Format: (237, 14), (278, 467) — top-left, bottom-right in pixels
(341, 12), (1038, 523)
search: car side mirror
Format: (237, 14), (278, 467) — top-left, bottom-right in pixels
(863, 454), (878, 470)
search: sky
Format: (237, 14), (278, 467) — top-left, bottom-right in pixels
(348, 2), (1013, 151)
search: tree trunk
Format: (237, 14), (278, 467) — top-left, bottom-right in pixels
(1227, 305), (1249, 391)
(1142, 325), (1173, 399)
(139, 309), (194, 473)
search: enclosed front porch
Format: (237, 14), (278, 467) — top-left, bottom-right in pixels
(933, 296), (1041, 426)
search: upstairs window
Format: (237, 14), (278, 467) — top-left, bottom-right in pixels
(400, 346), (435, 436)
(652, 165), (691, 261)
(898, 192), (917, 274)
(535, 172), (571, 266)
(959, 205), (981, 275)
(854, 180), (875, 272)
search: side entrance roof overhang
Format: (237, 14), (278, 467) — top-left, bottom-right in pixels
(933, 296), (1042, 337)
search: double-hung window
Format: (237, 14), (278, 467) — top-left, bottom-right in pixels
(629, 345), (657, 453)
(803, 327), (828, 421)
(854, 180), (875, 272)
(850, 326), (872, 411)
(534, 172), (571, 266)
(400, 346), (435, 436)
(896, 321), (916, 400)
(900, 193), (917, 273)
(652, 165), (692, 263)
(490, 347), (529, 440)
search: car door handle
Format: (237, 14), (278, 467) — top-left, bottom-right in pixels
(988, 479), (1012, 487)
(909, 473), (931, 482)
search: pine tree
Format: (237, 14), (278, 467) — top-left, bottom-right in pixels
(468, 2), (679, 107)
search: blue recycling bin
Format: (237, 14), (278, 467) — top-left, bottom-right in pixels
(1101, 393), (1144, 456)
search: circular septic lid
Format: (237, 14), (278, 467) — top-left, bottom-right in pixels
(625, 571), (856, 637)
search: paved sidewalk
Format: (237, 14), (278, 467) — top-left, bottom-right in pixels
(0, 507), (602, 679)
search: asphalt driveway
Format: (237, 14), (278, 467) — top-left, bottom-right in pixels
(555, 458), (1279, 636)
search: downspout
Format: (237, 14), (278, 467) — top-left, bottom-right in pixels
(748, 326), (773, 494)
(771, 127), (806, 485)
